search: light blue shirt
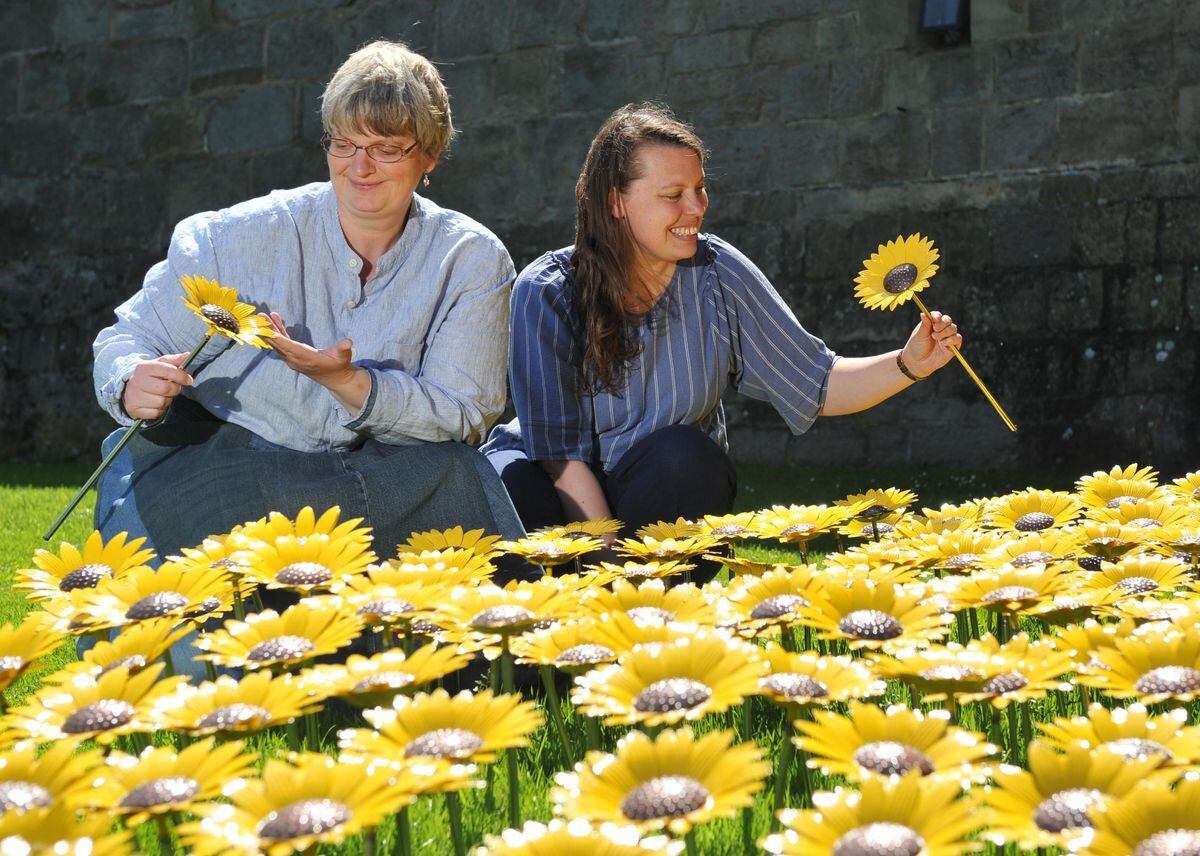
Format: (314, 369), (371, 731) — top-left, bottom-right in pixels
(94, 183), (514, 452)
(484, 235), (837, 470)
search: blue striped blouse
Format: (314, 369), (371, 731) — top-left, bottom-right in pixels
(483, 235), (838, 471)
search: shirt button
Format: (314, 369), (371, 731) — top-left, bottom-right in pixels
(348, 258), (359, 270)
(344, 299), (355, 309)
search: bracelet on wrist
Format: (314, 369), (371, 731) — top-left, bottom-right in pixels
(896, 352), (926, 382)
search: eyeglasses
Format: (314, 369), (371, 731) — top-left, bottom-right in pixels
(321, 134), (419, 163)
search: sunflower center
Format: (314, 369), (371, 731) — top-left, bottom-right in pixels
(247, 635), (317, 664)
(1102, 737), (1173, 763)
(918, 664), (983, 683)
(1077, 555), (1104, 572)
(1132, 830), (1200, 856)
(199, 303), (241, 334)
(711, 524), (746, 537)
(276, 563), (334, 587)
(0, 781), (53, 813)
(1012, 551), (1055, 567)
(555, 644), (616, 666)
(619, 775), (710, 822)
(99, 655), (148, 676)
(59, 563), (115, 592)
(626, 606), (675, 626)
(1135, 666), (1200, 695)
(980, 671), (1029, 695)
(62, 699), (137, 734)
(944, 552), (981, 569)
(351, 671), (416, 693)
(1014, 512), (1055, 532)
(782, 523), (815, 537)
(1115, 576), (1159, 594)
(469, 605), (536, 631)
(982, 585), (1040, 604)
(197, 703), (273, 730)
(833, 822), (925, 856)
(211, 557), (246, 571)
(857, 504), (892, 520)
(838, 609), (903, 641)
(0, 656), (25, 676)
(1130, 517), (1162, 528)
(1105, 496), (1141, 509)
(1033, 788), (1103, 833)
(853, 741), (935, 776)
(357, 599), (417, 621)
(761, 672), (829, 699)
(184, 596), (223, 618)
(403, 727), (485, 759)
(125, 591), (189, 620)
(633, 678), (713, 713)
(258, 798), (351, 841)
(750, 594), (807, 621)
(882, 264), (919, 294)
(409, 618), (440, 635)
(120, 776), (201, 809)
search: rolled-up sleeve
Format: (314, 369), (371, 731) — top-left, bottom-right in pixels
(343, 238), (514, 446)
(713, 240), (837, 435)
(510, 257), (594, 463)
(93, 213), (234, 425)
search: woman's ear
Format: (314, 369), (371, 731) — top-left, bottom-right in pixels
(609, 187), (624, 219)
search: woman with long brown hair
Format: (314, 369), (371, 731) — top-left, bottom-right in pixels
(484, 103), (961, 567)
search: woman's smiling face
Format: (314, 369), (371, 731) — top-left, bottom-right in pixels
(612, 143), (708, 283)
(327, 128), (437, 227)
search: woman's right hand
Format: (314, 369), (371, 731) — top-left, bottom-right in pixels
(120, 353), (194, 420)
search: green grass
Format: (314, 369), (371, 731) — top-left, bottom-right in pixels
(0, 461), (1092, 854)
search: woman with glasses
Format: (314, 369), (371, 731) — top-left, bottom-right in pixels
(483, 103), (962, 578)
(92, 41), (533, 608)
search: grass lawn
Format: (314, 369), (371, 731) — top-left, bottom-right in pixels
(0, 459), (1081, 854)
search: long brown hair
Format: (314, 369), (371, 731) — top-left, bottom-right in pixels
(571, 103), (707, 395)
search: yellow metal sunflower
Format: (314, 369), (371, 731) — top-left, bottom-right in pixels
(511, 622), (619, 674)
(238, 532), (376, 593)
(6, 662), (184, 745)
(616, 534), (719, 563)
(155, 670), (321, 736)
(587, 559), (692, 583)
(178, 752), (416, 856)
(367, 548), (497, 588)
(0, 802), (131, 856)
(340, 688), (541, 767)
(1045, 617), (1136, 671)
(56, 617), (190, 681)
(438, 580), (569, 648)
(953, 635), (1073, 709)
(983, 741), (1162, 852)
(853, 233), (939, 311)
(757, 647), (885, 708)
(1168, 469), (1200, 502)
(758, 504), (855, 548)
(1079, 553), (1191, 599)
(909, 530), (1002, 573)
(17, 530), (155, 603)
(401, 525), (503, 559)
(985, 489), (1082, 533)
(586, 613), (697, 659)
(761, 773), (981, 855)
(798, 578), (952, 652)
(85, 738), (255, 822)
(0, 741), (102, 816)
(581, 579), (722, 628)
(795, 701), (995, 785)
(694, 511), (763, 542)
(552, 727), (769, 835)
(1076, 462), (1159, 495)
(1077, 477), (1169, 511)
(986, 529), (1082, 569)
(239, 505), (372, 548)
(571, 632), (764, 727)
(477, 820), (683, 855)
(500, 533), (604, 570)
(1037, 703), (1200, 776)
(723, 566), (823, 636)
(195, 599), (363, 670)
(1087, 497), (1194, 531)
(1075, 520), (1148, 562)
(1080, 630), (1200, 703)
(946, 563), (1074, 616)
(0, 611), (67, 692)
(325, 577), (444, 631)
(297, 644), (471, 708)
(635, 518), (702, 540)
(180, 273), (274, 348)
(70, 560), (234, 631)
(1083, 776), (1200, 856)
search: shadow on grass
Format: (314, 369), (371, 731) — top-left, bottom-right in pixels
(0, 461), (91, 489)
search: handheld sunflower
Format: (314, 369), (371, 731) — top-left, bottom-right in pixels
(45, 274), (275, 540)
(854, 233), (1016, 432)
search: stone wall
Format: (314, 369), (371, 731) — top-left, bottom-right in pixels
(2, 0), (1196, 472)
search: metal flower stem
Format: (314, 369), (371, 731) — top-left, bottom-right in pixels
(444, 792), (467, 856)
(539, 665), (577, 769)
(910, 294), (1017, 432)
(771, 730), (795, 827)
(44, 332), (214, 541)
(741, 699), (755, 855)
(396, 806), (412, 856)
(155, 815), (174, 856)
(501, 638), (521, 829)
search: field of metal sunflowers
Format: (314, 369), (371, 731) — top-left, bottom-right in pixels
(2, 462), (1200, 855)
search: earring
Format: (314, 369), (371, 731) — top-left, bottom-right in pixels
(422, 173), (430, 188)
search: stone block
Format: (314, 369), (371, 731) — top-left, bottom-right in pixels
(815, 11), (858, 52)
(1124, 200), (1157, 265)
(440, 58), (492, 126)
(248, 145), (326, 196)
(1160, 198), (1200, 264)
(1081, 16), (1172, 93)
(300, 81), (324, 140)
(213, 0), (295, 23)
(931, 107), (982, 176)
(1178, 18), (1200, 85)
(838, 112), (930, 184)
(0, 57), (18, 116)
(711, 64), (780, 122)
(498, 48), (560, 114)
(585, 0), (668, 42)
(971, 0), (1028, 42)
(0, 0), (55, 53)
(1027, 0), (1062, 32)
(1058, 91), (1174, 165)
(1181, 86), (1200, 152)
(702, 124), (773, 187)
(113, 0), (197, 39)
(53, 2), (110, 45)
(829, 54), (883, 117)
(986, 203), (1074, 268)
(85, 38), (188, 106)
(993, 33), (1077, 101)
(1046, 268), (1104, 330)
(859, 0), (922, 50)
(166, 155), (250, 224)
(146, 100), (209, 159)
(668, 70), (732, 124)
(983, 99), (1056, 169)
(771, 121), (839, 186)
(750, 18), (817, 64)
(341, 1), (436, 58)
(20, 50), (78, 113)
(266, 17), (333, 79)
(103, 169), (170, 249)
(671, 29), (753, 71)
(1069, 203), (1126, 267)
(777, 62), (830, 120)
(77, 105), (150, 167)
(925, 45), (994, 106)
(1113, 266), (1184, 331)
(190, 25), (264, 93)
(436, 0), (511, 58)
(702, 0), (809, 31)
(511, 0), (582, 47)
(207, 84), (295, 154)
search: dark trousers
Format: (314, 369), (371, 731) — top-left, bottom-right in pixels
(486, 425), (737, 581)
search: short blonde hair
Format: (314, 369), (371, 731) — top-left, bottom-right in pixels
(321, 40), (455, 155)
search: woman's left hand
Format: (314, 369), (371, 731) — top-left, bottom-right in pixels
(262, 312), (358, 388)
(900, 309), (962, 378)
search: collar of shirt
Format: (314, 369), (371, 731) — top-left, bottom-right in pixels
(320, 187), (428, 288)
